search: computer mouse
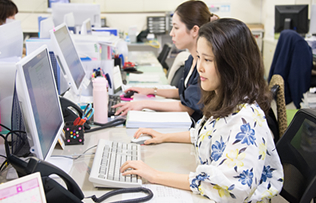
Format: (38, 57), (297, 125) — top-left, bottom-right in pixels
(131, 134), (152, 145)
(124, 90), (138, 98)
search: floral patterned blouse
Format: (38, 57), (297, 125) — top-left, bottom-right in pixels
(189, 103), (284, 202)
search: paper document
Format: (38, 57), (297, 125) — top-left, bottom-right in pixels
(126, 111), (192, 128)
(122, 184), (194, 203)
(128, 74), (160, 83)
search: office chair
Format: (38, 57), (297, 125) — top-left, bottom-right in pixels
(268, 29), (313, 109)
(268, 74), (287, 141)
(167, 51), (190, 88)
(276, 108), (316, 203)
(157, 43), (172, 71)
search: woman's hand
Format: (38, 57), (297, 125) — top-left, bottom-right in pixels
(124, 87), (153, 95)
(120, 160), (159, 183)
(112, 101), (145, 116)
(134, 128), (165, 144)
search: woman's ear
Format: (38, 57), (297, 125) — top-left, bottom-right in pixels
(191, 25), (200, 38)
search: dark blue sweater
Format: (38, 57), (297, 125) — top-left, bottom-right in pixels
(268, 29), (313, 109)
(178, 55), (203, 122)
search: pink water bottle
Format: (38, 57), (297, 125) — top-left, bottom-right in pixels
(92, 77), (108, 124)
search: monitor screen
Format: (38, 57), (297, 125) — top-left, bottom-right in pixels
(50, 23), (86, 95)
(275, 5), (309, 34)
(48, 0), (70, 8)
(15, 45), (64, 160)
(0, 20), (23, 59)
(52, 3), (101, 28)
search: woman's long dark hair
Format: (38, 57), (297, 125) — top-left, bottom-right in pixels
(198, 18), (271, 119)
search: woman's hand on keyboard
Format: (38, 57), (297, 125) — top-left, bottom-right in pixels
(120, 160), (158, 183)
(112, 101), (145, 116)
(124, 87), (152, 95)
(134, 128), (164, 144)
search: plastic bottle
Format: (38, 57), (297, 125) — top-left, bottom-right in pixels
(92, 77), (108, 124)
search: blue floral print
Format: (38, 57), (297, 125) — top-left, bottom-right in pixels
(237, 169), (254, 188)
(235, 122), (256, 146)
(189, 103), (283, 202)
(211, 137), (226, 161)
(260, 165), (274, 184)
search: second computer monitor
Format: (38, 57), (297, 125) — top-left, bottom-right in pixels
(80, 18), (92, 35)
(275, 5), (309, 34)
(52, 3), (101, 28)
(50, 23), (86, 95)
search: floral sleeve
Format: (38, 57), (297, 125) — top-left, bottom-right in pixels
(189, 104), (283, 202)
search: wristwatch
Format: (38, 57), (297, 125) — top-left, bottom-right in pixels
(153, 87), (157, 96)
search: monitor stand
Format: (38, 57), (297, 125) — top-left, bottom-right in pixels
(46, 156), (73, 174)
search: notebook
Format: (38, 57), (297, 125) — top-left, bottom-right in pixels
(0, 172), (46, 203)
(126, 111), (192, 128)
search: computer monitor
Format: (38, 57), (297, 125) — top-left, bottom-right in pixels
(50, 23), (86, 96)
(15, 45), (64, 161)
(48, 0), (69, 8)
(275, 5), (309, 34)
(0, 20), (23, 59)
(39, 17), (55, 39)
(80, 18), (92, 35)
(52, 3), (101, 28)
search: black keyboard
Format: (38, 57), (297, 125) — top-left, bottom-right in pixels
(108, 95), (121, 117)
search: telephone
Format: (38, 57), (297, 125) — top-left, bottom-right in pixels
(8, 155), (84, 203)
(8, 155), (154, 203)
(59, 96), (91, 130)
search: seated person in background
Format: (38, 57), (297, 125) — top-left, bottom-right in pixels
(120, 18), (283, 202)
(0, 0), (18, 25)
(113, 0), (219, 122)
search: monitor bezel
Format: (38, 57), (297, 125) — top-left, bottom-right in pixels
(49, 23), (86, 96)
(15, 45), (64, 161)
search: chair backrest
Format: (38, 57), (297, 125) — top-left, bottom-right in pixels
(269, 74), (287, 139)
(157, 43), (171, 70)
(167, 51), (190, 86)
(276, 108), (316, 203)
(268, 29), (313, 109)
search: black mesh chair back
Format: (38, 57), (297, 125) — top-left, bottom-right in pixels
(157, 43), (171, 71)
(276, 108), (316, 203)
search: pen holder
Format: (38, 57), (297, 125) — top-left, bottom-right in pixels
(63, 122), (84, 145)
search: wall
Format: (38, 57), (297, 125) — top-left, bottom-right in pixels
(12, 0), (262, 34)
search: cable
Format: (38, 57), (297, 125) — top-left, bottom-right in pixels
(51, 145), (97, 160)
(85, 118), (126, 133)
(88, 187), (153, 203)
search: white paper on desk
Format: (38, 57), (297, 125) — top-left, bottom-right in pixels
(128, 74), (160, 83)
(122, 184), (193, 203)
(126, 111), (192, 128)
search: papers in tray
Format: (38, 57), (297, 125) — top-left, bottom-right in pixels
(126, 111), (192, 128)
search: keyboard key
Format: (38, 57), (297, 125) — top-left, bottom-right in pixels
(89, 139), (142, 188)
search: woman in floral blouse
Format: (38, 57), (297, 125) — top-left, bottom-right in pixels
(120, 18), (284, 202)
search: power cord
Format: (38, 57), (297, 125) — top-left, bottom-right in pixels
(85, 117), (126, 133)
(51, 145), (97, 160)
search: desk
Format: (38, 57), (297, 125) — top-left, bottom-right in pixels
(54, 51), (208, 202)
(127, 51), (168, 86)
(52, 127), (210, 202)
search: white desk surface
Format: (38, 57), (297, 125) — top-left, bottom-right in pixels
(55, 51), (209, 202)
(52, 127), (210, 202)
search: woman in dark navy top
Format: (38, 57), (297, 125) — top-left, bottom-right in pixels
(113, 0), (219, 122)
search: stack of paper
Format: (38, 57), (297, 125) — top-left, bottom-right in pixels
(301, 87), (316, 108)
(126, 111), (192, 128)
